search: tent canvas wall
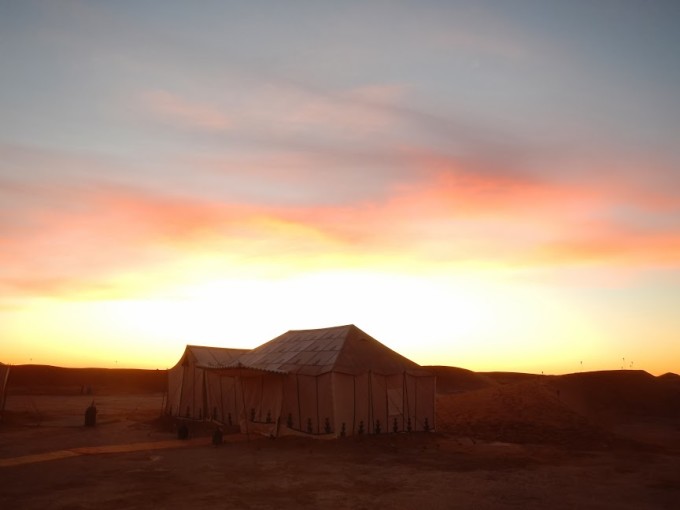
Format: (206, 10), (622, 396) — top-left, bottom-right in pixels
(0, 363), (10, 419)
(215, 325), (435, 437)
(166, 346), (249, 422)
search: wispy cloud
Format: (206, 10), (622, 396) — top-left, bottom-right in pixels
(142, 89), (230, 131)
(286, 84), (406, 133)
(431, 26), (529, 62)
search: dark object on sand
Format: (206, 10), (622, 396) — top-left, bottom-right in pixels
(212, 427), (223, 446)
(177, 423), (189, 440)
(84, 402), (97, 427)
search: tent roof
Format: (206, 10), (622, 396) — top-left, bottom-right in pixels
(226, 324), (425, 376)
(177, 345), (250, 369)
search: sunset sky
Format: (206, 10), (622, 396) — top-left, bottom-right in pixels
(1, 1), (679, 374)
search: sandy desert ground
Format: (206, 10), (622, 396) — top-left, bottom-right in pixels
(1, 366), (679, 509)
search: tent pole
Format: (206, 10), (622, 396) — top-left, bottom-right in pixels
(352, 375), (356, 435)
(275, 374), (284, 437)
(385, 375), (389, 432)
(202, 370), (208, 421)
(239, 367), (250, 441)
(368, 370), (373, 434)
(159, 391), (166, 418)
(259, 376), (264, 423)
(219, 374), (225, 424)
(180, 362), (188, 418)
(315, 376), (320, 435)
(433, 374), (436, 432)
(404, 372), (410, 431)
(415, 376), (419, 430)
(0, 365), (10, 419)
(402, 371), (406, 431)
(296, 374), (302, 433)
(190, 365), (195, 418)
(233, 376), (238, 426)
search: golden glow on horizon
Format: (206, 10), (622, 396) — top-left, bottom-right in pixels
(4, 263), (676, 375)
(2, 173), (679, 374)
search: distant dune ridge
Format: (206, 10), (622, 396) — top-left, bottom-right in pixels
(5, 365), (166, 395)
(3, 363), (679, 448)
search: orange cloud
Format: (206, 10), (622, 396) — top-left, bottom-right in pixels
(0, 183), (346, 299)
(2, 151), (679, 303)
(530, 227), (680, 267)
(275, 148), (680, 271)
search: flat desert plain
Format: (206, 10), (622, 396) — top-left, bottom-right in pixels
(1, 366), (679, 509)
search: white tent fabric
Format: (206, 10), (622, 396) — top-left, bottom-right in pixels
(212, 325), (436, 437)
(165, 346), (249, 422)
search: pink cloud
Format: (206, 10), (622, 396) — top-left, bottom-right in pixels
(277, 149), (680, 270)
(0, 185), (245, 297)
(528, 225), (680, 268)
(2, 149), (679, 302)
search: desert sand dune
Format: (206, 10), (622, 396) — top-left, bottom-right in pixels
(435, 369), (680, 447)
(425, 365), (497, 393)
(436, 377), (606, 446)
(551, 370), (680, 422)
(479, 371), (542, 386)
(1, 365), (679, 509)
(658, 372), (680, 384)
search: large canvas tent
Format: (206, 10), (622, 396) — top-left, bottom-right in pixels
(166, 346), (249, 423)
(215, 324), (435, 437)
(0, 363), (10, 420)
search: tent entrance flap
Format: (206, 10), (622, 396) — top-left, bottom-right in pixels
(238, 373), (284, 436)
